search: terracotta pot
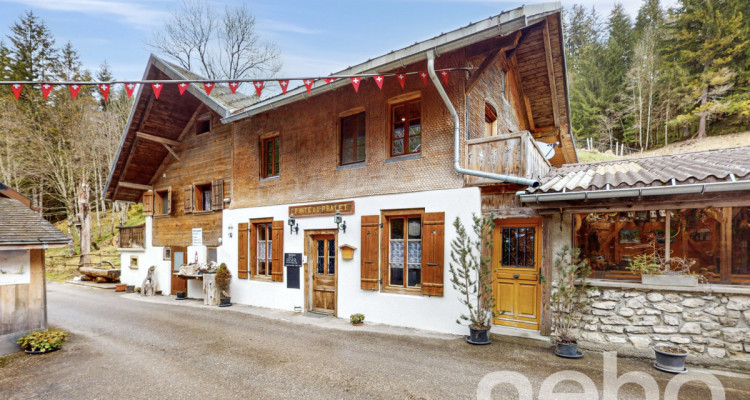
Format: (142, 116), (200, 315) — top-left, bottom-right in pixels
(115, 284), (126, 292)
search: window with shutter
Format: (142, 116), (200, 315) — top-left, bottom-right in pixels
(166, 188), (172, 215)
(421, 212), (445, 297)
(142, 192), (154, 216)
(271, 221), (284, 282)
(211, 179), (224, 210)
(154, 189), (170, 216)
(183, 185), (193, 213)
(360, 215), (380, 290)
(237, 222), (249, 279)
(251, 220), (273, 278)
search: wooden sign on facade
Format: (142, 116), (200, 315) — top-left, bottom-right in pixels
(289, 201), (354, 218)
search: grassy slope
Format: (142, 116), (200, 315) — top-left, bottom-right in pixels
(46, 205), (144, 282)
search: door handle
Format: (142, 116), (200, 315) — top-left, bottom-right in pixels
(514, 274), (519, 279)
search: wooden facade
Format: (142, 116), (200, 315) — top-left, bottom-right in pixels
(0, 249), (46, 336)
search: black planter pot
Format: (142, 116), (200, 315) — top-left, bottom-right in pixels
(125, 285), (135, 293)
(653, 346), (688, 373)
(219, 297), (232, 307)
(465, 327), (491, 345)
(24, 347), (61, 354)
(555, 341), (584, 358)
(175, 291), (187, 300)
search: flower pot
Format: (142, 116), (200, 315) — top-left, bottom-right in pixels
(126, 285), (135, 293)
(554, 341), (584, 358)
(641, 274), (699, 287)
(466, 327), (491, 345)
(219, 297), (231, 307)
(352, 322), (363, 327)
(115, 284), (126, 292)
(175, 291), (187, 300)
(653, 345), (688, 373)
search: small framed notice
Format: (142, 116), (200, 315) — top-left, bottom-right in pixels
(192, 228), (203, 246)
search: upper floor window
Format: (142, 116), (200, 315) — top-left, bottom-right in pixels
(485, 103), (498, 137)
(340, 112), (366, 165)
(261, 135), (280, 178)
(196, 114), (211, 135)
(154, 189), (171, 216)
(390, 99), (421, 157)
(194, 183), (212, 211)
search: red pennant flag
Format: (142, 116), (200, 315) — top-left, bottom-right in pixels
(373, 75), (384, 90)
(396, 73), (406, 89)
(439, 69), (450, 85)
(303, 79), (314, 94)
(323, 78), (337, 84)
(69, 84), (82, 99)
(151, 83), (163, 99)
(419, 71), (429, 86)
(98, 84), (110, 102)
(178, 82), (189, 95)
(41, 83), (53, 99)
(253, 81), (264, 98)
(278, 80), (289, 95)
(203, 82), (214, 96)
(11, 84), (22, 99)
(228, 82), (240, 94)
(350, 77), (361, 93)
(124, 83), (136, 98)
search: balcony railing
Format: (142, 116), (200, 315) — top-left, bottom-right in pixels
(464, 131), (551, 187)
(118, 224), (145, 249)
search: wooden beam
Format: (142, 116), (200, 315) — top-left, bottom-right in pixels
(118, 182), (153, 191)
(150, 104), (206, 185)
(465, 32), (520, 94)
(524, 94), (535, 131)
(542, 19), (560, 128)
(465, 31), (522, 58)
(136, 131), (182, 147)
(162, 143), (181, 161)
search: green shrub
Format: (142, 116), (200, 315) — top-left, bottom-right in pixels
(215, 263), (232, 299)
(17, 329), (68, 353)
(350, 313), (365, 324)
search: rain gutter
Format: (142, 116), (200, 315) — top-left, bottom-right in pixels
(517, 180), (750, 204)
(425, 50), (540, 188)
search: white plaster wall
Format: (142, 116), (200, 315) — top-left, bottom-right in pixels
(119, 217), (171, 294)
(222, 187), (482, 335)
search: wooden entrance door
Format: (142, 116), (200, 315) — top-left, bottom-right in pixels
(311, 234), (336, 314)
(171, 246), (187, 295)
(492, 218), (542, 330)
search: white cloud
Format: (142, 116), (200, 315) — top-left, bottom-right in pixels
(0, 0), (172, 28)
(257, 19), (322, 35)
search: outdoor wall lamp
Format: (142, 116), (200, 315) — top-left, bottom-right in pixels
(288, 214), (299, 234)
(334, 210), (346, 233)
(227, 224), (234, 238)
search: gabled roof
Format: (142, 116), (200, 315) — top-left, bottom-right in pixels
(0, 182), (31, 208)
(529, 146), (750, 193)
(222, 2), (563, 123)
(0, 197), (71, 247)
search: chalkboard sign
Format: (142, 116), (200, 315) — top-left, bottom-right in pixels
(284, 253), (302, 268)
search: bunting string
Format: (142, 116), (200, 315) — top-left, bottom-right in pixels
(0, 68), (471, 101)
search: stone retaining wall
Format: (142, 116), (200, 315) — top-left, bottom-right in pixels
(579, 285), (750, 363)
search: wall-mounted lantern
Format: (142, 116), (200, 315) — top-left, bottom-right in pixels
(288, 214), (299, 234)
(334, 210), (346, 233)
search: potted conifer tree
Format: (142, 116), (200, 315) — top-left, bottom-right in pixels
(215, 263), (232, 307)
(546, 246), (592, 358)
(449, 214), (495, 345)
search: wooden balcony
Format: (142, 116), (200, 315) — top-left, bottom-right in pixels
(464, 131), (552, 187)
(118, 224), (145, 249)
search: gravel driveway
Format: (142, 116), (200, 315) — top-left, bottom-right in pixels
(1, 283), (748, 399)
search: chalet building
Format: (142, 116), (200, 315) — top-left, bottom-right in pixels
(104, 3), (576, 336)
(0, 183), (71, 356)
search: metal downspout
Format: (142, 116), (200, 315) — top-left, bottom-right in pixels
(425, 50), (540, 188)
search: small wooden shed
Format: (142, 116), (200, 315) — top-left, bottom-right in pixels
(0, 188), (71, 355)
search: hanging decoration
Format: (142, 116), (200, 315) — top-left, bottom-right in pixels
(350, 77), (361, 93)
(151, 83), (163, 99)
(419, 71), (429, 86)
(178, 82), (189, 95)
(396, 73), (406, 89)
(303, 79), (314, 94)
(203, 82), (214, 96)
(323, 78), (337, 84)
(278, 80), (289, 95)
(69, 84), (82, 99)
(253, 81), (264, 97)
(229, 82), (240, 94)
(11, 84), (22, 99)
(98, 84), (110, 102)
(439, 69), (449, 85)
(373, 75), (384, 90)
(41, 83), (53, 99)
(124, 83), (136, 98)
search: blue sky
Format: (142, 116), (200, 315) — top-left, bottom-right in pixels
(0, 1), (670, 81)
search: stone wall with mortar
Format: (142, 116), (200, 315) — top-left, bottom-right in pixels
(578, 282), (750, 366)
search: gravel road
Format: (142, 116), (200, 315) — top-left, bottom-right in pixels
(1, 283), (748, 399)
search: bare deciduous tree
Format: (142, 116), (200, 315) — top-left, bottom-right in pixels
(147, 0), (281, 81)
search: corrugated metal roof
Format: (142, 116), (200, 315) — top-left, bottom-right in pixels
(0, 197), (71, 246)
(528, 146), (750, 194)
